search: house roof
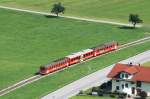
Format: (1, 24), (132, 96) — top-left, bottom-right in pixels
(107, 63), (150, 83)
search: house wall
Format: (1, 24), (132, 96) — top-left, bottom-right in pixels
(112, 79), (150, 96)
(112, 79), (136, 96)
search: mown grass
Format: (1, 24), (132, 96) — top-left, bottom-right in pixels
(70, 95), (114, 99)
(143, 61), (150, 67)
(0, 8), (148, 90)
(0, 0), (150, 24)
(1, 42), (150, 99)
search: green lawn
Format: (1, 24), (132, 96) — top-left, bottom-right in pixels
(70, 96), (114, 99)
(0, 0), (150, 24)
(143, 61), (150, 67)
(1, 41), (150, 99)
(0, 8), (149, 90)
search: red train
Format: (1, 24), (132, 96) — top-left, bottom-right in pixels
(39, 41), (118, 75)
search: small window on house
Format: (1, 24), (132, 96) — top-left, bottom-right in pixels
(125, 83), (128, 88)
(116, 80), (119, 82)
(137, 81), (142, 87)
(122, 74), (124, 78)
(132, 87), (135, 94)
(122, 84), (124, 89)
(125, 74), (128, 78)
(116, 86), (119, 90)
(131, 82), (135, 84)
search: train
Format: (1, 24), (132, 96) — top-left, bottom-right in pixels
(39, 41), (118, 75)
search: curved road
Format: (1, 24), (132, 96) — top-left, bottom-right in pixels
(41, 50), (150, 99)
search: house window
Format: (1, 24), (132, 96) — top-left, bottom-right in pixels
(125, 83), (128, 88)
(122, 74), (124, 78)
(116, 80), (119, 82)
(116, 86), (119, 90)
(137, 81), (142, 87)
(122, 84), (124, 89)
(131, 82), (135, 84)
(132, 87), (135, 94)
(125, 74), (128, 78)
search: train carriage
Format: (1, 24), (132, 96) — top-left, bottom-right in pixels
(82, 49), (94, 60)
(93, 41), (118, 56)
(66, 52), (83, 65)
(40, 58), (69, 75)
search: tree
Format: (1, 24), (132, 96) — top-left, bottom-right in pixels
(51, 2), (65, 17)
(139, 91), (147, 99)
(129, 14), (143, 28)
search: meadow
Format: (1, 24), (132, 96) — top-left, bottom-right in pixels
(0, 0), (150, 24)
(1, 41), (150, 99)
(143, 61), (150, 67)
(0, 8), (148, 90)
(70, 96), (114, 99)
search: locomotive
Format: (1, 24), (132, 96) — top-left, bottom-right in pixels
(39, 41), (118, 75)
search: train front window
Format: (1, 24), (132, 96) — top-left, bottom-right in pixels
(40, 67), (46, 71)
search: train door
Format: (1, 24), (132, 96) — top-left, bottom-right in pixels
(114, 44), (117, 49)
(80, 55), (84, 62)
(99, 49), (104, 54)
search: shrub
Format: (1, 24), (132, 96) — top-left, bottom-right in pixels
(110, 93), (116, 98)
(92, 87), (99, 92)
(139, 91), (147, 99)
(78, 90), (84, 95)
(118, 93), (127, 99)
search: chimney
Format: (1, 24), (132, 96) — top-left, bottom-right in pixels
(138, 63), (140, 66)
(129, 62), (133, 66)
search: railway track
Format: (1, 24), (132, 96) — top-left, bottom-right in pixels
(0, 75), (42, 96)
(0, 36), (150, 96)
(119, 36), (150, 50)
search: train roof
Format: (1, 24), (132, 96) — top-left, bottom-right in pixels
(82, 49), (93, 53)
(92, 41), (117, 49)
(66, 49), (93, 59)
(43, 58), (67, 68)
(66, 51), (83, 59)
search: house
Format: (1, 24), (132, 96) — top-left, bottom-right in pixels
(107, 63), (150, 97)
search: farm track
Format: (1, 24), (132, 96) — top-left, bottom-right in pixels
(0, 5), (142, 27)
(0, 36), (150, 97)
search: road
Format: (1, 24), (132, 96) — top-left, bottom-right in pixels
(0, 5), (141, 27)
(41, 50), (150, 99)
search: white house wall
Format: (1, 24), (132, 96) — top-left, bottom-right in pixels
(112, 80), (150, 96)
(112, 79), (137, 96)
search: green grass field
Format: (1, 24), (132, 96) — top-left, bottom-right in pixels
(0, 1), (150, 99)
(70, 96), (114, 99)
(0, 0), (150, 24)
(143, 61), (150, 67)
(1, 41), (150, 99)
(0, 8), (149, 90)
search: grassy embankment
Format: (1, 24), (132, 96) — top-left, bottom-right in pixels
(0, 0), (150, 24)
(0, 8), (148, 90)
(1, 41), (150, 99)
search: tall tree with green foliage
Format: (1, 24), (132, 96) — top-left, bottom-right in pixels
(51, 2), (65, 17)
(129, 14), (143, 28)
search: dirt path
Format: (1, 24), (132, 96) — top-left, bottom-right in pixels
(0, 5), (142, 27)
